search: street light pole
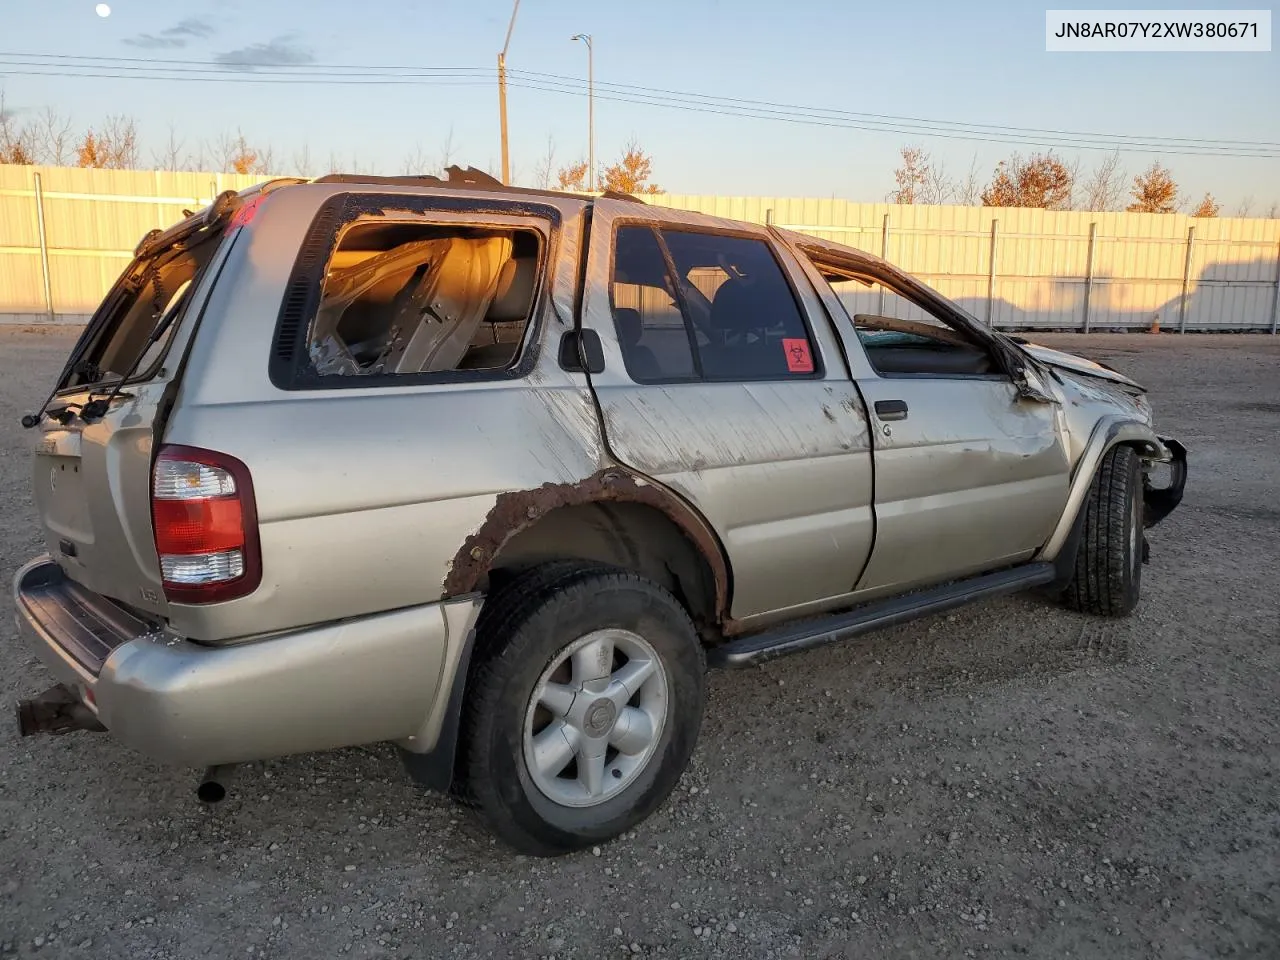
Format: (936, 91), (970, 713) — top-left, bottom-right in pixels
(572, 33), (594, 192)
(498, 0), (521, 185)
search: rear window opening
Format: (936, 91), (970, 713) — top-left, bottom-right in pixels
(307, 221), (542, 378)
(62, 242), (221, 392)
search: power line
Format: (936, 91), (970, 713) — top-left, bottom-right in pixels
(509, 69), (1280, 149)
(2, 52), (1276, 157)
(502, 77), (1278, 157)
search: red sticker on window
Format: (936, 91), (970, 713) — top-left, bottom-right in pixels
(782, 338), (814, 373)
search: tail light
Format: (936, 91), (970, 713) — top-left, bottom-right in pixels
(151, 445), (261, 604)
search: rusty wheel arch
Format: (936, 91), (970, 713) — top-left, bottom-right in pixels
(443, 467), (731, 625)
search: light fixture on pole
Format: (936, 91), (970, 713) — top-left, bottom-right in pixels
(498, 0), (521, 185)
(570, 33), (594, 192)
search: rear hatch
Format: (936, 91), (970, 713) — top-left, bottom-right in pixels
(24, 183), (289, 618)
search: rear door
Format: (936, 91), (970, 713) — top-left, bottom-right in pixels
(28, 195), (247, 616)
(580, 201), (876, 623)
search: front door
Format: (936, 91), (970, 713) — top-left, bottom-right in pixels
(793, 245), (1072, 595)
(580, 202), (876, 622)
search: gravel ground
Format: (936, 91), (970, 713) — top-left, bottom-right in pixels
(1, 327), (1277, 960)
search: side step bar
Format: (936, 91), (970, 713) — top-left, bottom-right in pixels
(710, 562), (1056, 668)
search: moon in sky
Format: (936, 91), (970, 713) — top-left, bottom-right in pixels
(95, 3), (111, 16)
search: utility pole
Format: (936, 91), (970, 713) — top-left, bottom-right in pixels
(498, 0), (521, 185)
(571, 33), (594, 191)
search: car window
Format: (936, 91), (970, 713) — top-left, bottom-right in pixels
(306, 221), (541, 378)
(609, 226), (697, 382)
(610, 226), (819, 383)
(807, 260), (997, 378)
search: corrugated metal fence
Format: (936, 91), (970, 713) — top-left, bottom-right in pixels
(2, 164), (1278, 331)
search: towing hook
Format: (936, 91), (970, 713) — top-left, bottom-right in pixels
(15, 684), (106, 737)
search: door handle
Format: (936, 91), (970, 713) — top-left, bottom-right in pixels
(874, 399), (908, 422)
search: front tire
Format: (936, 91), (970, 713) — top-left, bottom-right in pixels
(1063, 444), (1144, 617)
(458, 562), (706, 856)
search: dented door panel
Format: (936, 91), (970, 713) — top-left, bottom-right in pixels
(581, 201), (875, 619)
(854, 377), (1071, 593)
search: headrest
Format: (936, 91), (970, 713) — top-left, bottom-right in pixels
(710, 278), (756, 332)
(486, 256), (536, 322)
(614, 307), (642, 345)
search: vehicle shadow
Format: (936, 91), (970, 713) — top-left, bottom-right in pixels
(948, 253), (1279, 334)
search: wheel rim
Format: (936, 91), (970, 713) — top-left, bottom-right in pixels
(522, 628), (669, 809)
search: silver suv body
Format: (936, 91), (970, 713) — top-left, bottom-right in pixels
(14, 171), (1186, 854)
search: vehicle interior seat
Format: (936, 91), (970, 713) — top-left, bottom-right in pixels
(614, 307), (663, 380)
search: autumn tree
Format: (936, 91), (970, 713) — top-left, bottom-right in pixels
(556, 160), (589, 191)
(210, 129), (278, 174)
(0, 92), (37, 164)
(980, 152), (1073, 209)
(75, 116), (139, 169)
(890, 145), (952, 205)
(890, 146), (928, 204)
(601, 140), (662, 195)
(1190, 192), (1220, 218)
(1126, 162), (1178, 213)
(1080, 151), (1126, 211)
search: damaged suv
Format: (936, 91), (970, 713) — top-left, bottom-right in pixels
(14, 169), (1186, 856)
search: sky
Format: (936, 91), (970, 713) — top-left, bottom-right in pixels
(2, 0), (1278, 210)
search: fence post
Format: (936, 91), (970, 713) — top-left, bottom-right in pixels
(33, 172), (55, 324)
(986, 218), (999, 327)
(764, 207), (773, 226)
(1081, 222), (1098, 334)
(1271, 240), (1280, 334)
(878, 213), (891, 315)
(1177, 225), (1196, 333)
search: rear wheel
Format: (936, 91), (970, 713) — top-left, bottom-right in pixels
(458, 562), (706, 856)
(1063, 444), (1144, 616)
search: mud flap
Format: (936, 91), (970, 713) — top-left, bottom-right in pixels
(1143, 437), (1187, 529)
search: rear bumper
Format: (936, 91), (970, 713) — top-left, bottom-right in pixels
(13, 556), (482, 768)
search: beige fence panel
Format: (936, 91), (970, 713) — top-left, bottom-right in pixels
(2, 165), (1278, 331)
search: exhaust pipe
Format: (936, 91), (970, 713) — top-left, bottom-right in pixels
(196, 764), (237, 804)
(16, 684), (106, 737)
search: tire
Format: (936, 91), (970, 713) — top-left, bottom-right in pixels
(457, 562), (706, 856)
(1063, 444), (1144, 617)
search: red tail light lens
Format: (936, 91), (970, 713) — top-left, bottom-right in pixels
(151, 445), (261, 604)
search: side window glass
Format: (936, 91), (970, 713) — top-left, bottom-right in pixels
(824, 275), (956, 344)
(660, 230), (819, 381)
(609, 225), (697, 381)
(812, 264), (996, 377)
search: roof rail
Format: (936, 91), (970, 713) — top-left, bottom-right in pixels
(309, 165), (649, 204)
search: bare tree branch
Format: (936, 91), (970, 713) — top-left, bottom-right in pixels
(533, 135), (556, 189)
(437, 126), (455, 173)
(150, 122), (186, 171)
(956, 154), (982, 206)
(1081, 150), (1126, 211)
(402, 142), (431, 175)
(36, 107), (74, 166)
(290, 142), (313, 178)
